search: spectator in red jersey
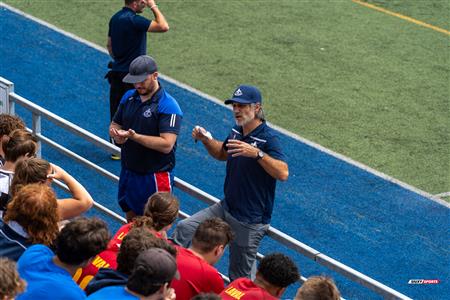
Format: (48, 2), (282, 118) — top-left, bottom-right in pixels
(220, 253), (299, 300)
(85, 227), (177, 296)
(171, 218), (234, 300)
(75, 192), (179, 289)
(295, 276), (340, 300)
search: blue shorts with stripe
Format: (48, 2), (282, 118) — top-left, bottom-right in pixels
(118, 168), (173, 215)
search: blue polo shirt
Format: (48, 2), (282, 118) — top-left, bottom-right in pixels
(222, 122), (286, 224)
(113, 85), (183, 174)
(108, 7), (151, 72)
(17, 245), (86, 300)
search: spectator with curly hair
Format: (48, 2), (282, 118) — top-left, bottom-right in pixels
(220, 253), (300, 300)
(75, 192), (179, 288)
(0, 184), (59, 261)
(17, 217), (110, 300)
(84, 227), (176, 294)
(7, 158), (93, 220)
(0, 129), (38, 216)
(295, 276), (340, 300)
(0, 257), (26, 300)
(0, 114), (25, 167)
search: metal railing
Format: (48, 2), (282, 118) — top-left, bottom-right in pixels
(0, 77), (412, 300)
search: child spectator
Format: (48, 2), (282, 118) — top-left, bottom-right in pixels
(9, 158), (93, 220)
(17, 217), (110, 300)
(84, 227), (176, 295)
(0, 257), (26, 299)
(295, 276), (341, 300)
(171, 218), (234, 300)
(87, 248), (178, 300)
(0, 114), (26, 166)
(220, 253), (299, 300)
(0, 129), (38, 217)
(0, 184), (59, 260)
(75, 192), (178, 288)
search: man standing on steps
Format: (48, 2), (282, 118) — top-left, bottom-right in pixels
(109, 55), (182, 222)
(173, 85), (289, 282)
(107, 0), (169, 159)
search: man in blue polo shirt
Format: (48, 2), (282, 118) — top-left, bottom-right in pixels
(173, 85), (289, 281)
(107, 0), (169, 159)
(110, 55), (182, 221)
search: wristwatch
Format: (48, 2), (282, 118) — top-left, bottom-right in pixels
(256, 150), (265, 160)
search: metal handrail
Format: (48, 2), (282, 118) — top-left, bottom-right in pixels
(0, 78), (411, 299)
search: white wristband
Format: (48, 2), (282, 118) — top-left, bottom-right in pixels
(150, 4), (158, 9)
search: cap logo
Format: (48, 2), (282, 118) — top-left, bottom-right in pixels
(234, 88), (243, 96)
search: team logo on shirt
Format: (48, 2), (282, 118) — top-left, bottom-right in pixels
(251, 141), (258, 147)
(143, 108), (152, 118)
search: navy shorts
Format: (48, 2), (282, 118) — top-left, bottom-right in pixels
(118, 168), (173, 215)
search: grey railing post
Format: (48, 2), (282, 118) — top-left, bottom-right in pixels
(32, 113), (42, 158)
(0, 77), (14, 114)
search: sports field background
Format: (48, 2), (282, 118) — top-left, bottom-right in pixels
(4, 0), (449, 196)
(1, 1), (449, 299)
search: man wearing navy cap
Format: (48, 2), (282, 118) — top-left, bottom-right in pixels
(109, 55), (182, 222)
(173, 85), (288, 281)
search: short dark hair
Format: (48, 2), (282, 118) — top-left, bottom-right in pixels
(295, 276), (340, 300)
(117, 227), (177, 275)
(124, 0), (138, 5)
(191, 293), (222, 300)
(3, 129), (37, 162)
(258, 253), (300, 288)
(0, 114), (25, 137)
(55, 217), (110, 265)
(192, 218), (234, 253)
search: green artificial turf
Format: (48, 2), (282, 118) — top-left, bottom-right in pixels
(3, 0), (449, 195)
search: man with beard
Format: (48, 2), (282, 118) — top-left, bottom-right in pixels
(109, 55), (182, 221)
(173, 85), (288, 282)
(107, 0), (169, 159)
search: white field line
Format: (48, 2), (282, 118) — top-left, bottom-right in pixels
(435, 192), (450, 198)
(1, 1), (449, 209)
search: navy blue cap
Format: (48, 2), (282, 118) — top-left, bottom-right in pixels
(224, 85), (262, 105)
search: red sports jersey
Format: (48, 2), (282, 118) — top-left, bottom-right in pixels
(171, 247), (224, 300)
(74, 223), (165, 289)
(220, 278), (278, 300)
(73, 223), (133, 289)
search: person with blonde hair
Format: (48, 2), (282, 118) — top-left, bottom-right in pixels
(295, 276), (340, 300)
(0, 257), (26, 300)
(0, 184), (59, 260)
(9, 158), (93, 220)
(75, 192), (179, 288)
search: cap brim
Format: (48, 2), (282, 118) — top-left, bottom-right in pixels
(224, 98), (254, 105)
(122, 73), (148, 84)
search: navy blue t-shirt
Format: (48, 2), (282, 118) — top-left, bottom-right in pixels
(222, 122), (286, 224)
(108, 7), (151, 72)
(113, 85), (183, 174)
